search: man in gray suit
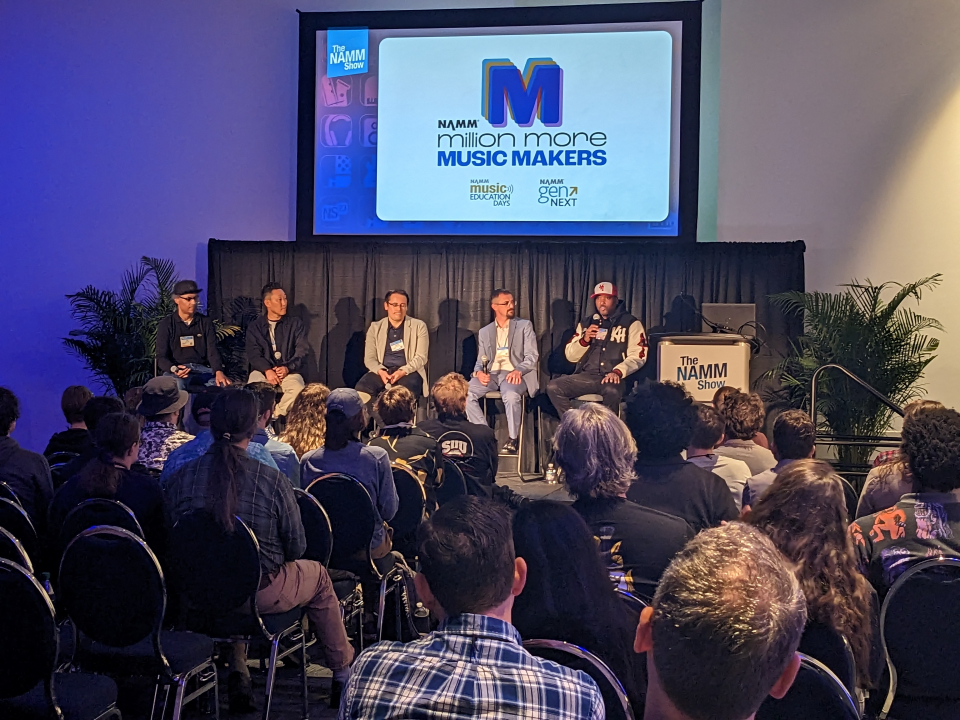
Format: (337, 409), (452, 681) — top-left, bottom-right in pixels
(356, 290), (429, 408)
(466, 289), (539, 454)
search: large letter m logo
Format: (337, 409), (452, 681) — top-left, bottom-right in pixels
(482, 58), (563, 128)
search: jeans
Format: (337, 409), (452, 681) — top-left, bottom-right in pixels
(163, 363), (216, 392)
(466, 371), (525, 439)
(546, 372), (624, 415)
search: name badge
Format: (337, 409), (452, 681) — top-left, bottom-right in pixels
(180, 336), (195, 348)
(495, 345), (509, 357)
(390, 339), (405, 352)
(274, 351), (282, 360)
(596, 328), (609, 341)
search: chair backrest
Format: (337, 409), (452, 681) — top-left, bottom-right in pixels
(524, 639), (635, 720)
(60, 498), (144, 555)
(47, 451), (80, 467)
(390, 464), (426, 539)
(880, 556), (960, 703)
(0, 497), (39, 564)
(755, 654), (859, 720)
(294, 488), (333, 566)
(838, 476), (859, 521)
(0, 526), (33, 573)
(798, 621), (857, 697)
(305, 474), (378, 576)
(59, 526), (166, 650)
(437, 459), (467, 506)
(168, 510), (261, 624)
(0, 559), (58, 702)
(0, 480), (20, 507)
(615, 588), (648, 618)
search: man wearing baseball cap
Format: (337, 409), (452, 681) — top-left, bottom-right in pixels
(155, 279), (230, 391)
(546, 282), (648, 415)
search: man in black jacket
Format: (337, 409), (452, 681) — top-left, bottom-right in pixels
(245, 282), (308, 417)
(155, 280), (229, 390)
(0, 387), (53, 532)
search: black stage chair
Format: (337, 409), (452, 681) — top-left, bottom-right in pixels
(879, 556), (960, 720)
(838, 476), (859, 522)
(306, 474), (409, 643)
(390, 464), (426, 558)
(437, 459), (467, 506)
(799, 622), (858, 700)
(0, 497), (40, 567)
(168, 510), (308, 720)
(0, 480), (21, 506)
(0, 526), (33, 573)
(48, 452), (81, 488)
(524, 639), (636, 720)
(615, 588), (649, 617)
(0, 558), (122, 720)
(755, 653), (859, 720)
(58, 498), (144, 561)
(293, 488), (363, 650)
(59, 526), (216, 720)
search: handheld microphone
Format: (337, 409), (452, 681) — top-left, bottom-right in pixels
(481, 355), (490, 373)
(591, 313), (601, 326)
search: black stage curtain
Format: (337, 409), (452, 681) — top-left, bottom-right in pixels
(208, 239), (804, 471)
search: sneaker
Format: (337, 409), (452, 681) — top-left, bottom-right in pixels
(227, 671), (257, 714)
(501, 438), (518, 455)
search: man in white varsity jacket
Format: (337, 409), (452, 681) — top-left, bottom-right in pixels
(546, 282), (647, 415)
(465, 289), (539, 455)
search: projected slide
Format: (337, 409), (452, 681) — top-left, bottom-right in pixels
(313, 22), (684, 236)
(377, 32), (672, 223)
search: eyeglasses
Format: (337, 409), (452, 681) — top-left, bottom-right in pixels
(387, 302), (407, 309)
(493, 301), (514, 307)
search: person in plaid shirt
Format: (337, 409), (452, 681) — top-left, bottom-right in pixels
(339, 496), (604, 720)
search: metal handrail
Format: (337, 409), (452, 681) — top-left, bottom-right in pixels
(810, 363), (904, 425)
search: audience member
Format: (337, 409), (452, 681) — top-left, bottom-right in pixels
(136, 377), (194, 471)
(714, 391), (777, 474)
(420, 373), (498, 497)
(0, 387), (53, 531)
(634, 523), (806, 720)
(279, 383), (330, 457)
(340, 496), (603, 720)
(301, 389), (398, 559)
(43, 385), (94, 457)
(856, 399), (945, 518)
(160, 387), (278, 484)
(369, 386), (442, 511)
(123, 386), (144, 415)
(49, 412), (167, 555)
(713, 385), (769, 448)
(512, 501), (646, 711)
(163, 388), (353, 710)
(556, 403), (694, 598)
(744, 409), (816, 507)
(245, 282), (308, 417)
(54, 396), (125, 484)
(246, 382), (300, 485)
(685, 404), (752, 510)
(624, 382), (738, 532)
(851, 407), (960, 595)
(748, 459), (874, 687)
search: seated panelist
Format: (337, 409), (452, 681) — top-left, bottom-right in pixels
(355, 290), (429, 407)
(465, 289), (539, 455)
(546, 281), (647, 415)
(156, 280), (229, 390)
(245, 282), (309, 418)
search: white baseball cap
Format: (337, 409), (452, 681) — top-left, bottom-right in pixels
(590, 282), (618, 298)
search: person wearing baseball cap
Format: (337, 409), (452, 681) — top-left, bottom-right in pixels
(546, 281), (648, 416)
(155, 279), (230, 392)
(300, 388), (399, 561)
(136, 376), (194, 471)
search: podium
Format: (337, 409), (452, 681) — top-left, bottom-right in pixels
(656, 333), (751, 402)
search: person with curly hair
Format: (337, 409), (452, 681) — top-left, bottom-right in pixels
(279, 382), (330, 458)
(856, 399), (945, 518)
(624, 382), (738, 532)
(714, 390), (776, 475)
(748, 459), (875, 688)
(850, 407), (960, 595)
(554, 403), (694, 598)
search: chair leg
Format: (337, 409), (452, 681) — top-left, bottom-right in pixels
(262, 637), (281, 720)
(300, 631), (309, 720)
(148, 677), (161, 720)
(170, 676), (188, 720)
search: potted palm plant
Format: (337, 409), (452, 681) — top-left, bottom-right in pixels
(766, 275), (942, 465)
(64, 256), (240, 395)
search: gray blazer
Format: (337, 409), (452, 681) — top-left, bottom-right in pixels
(473, 317), (539, 396)
(364, 316), (429, 395)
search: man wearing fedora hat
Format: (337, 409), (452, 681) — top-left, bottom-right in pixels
(137, 376), (194, 471)
(156, 279), (230, 391)
(546, 281), (648, 415)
